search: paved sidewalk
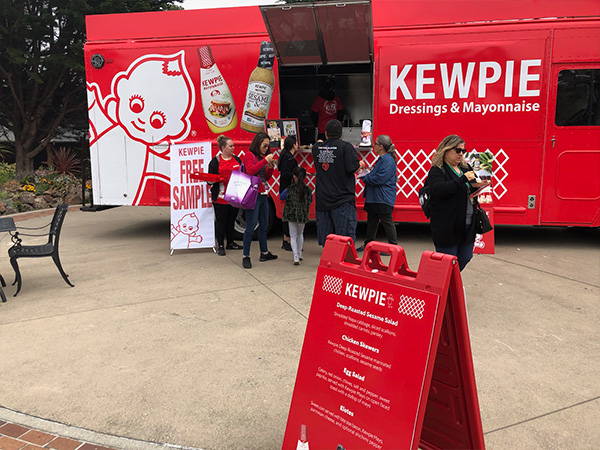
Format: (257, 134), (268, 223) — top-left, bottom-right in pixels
(0, 419), (113, 450)
(0, 206), (598, 449)
(0, 405), (199, 450)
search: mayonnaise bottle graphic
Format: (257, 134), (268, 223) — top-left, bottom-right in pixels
(198, 46), (237, 133)
(240, 41), (275, 133)
(296, 424), (309, 450)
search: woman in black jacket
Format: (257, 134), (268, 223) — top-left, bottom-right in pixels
(278, 136), (299, 251)
(425, 134), (490, 271)
(208, 135), (243, 256)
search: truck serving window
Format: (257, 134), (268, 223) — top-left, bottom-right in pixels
(555, 69), (600, 126)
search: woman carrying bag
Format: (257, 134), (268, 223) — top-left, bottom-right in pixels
(208, 135), (243, 256)
(241, 132), (277, 269)
(425, 134), (490, 271)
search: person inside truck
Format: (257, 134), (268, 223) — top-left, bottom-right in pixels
(356, 134), (398, 252)
(208, 135), (243, 256)
(311, 77), (345, 141)
(241, 132), (278, 269)
(312, 119), (365, 246)
(425, 135), (490, 271)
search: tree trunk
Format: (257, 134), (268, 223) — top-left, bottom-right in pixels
(15, 140), (34, 178)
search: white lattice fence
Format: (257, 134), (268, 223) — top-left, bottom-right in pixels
(397, 148), (436, 199)
(397, 147), (510, 200)
(260, 147), (509, 200)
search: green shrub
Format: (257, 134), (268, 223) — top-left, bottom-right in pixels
(0, 162), (16, 185)
(36, 181), (51, 195)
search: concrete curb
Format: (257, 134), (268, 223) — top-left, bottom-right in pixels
(0, 407), (202, 450)
(3, 204), (82, 223)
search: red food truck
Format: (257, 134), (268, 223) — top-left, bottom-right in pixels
(84, 0), (600, 228)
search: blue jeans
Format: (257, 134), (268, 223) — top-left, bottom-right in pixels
(435, 242), (474, 271)
(316, 202), (357, 246)
(243, 195), (269, 257)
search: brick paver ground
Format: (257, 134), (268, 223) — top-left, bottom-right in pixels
(0, 421), (114, 450)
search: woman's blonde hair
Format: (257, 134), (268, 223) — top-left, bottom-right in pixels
(216, 134), (232, 150)
(431, 134), (467, 168)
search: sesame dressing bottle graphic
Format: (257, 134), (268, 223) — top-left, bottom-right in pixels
(240, 41), (275, 133)
(296, 424), (309, 450)
(198, 46), (237, 133)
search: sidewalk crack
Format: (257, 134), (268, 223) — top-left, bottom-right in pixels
(484, 395), (600, 435)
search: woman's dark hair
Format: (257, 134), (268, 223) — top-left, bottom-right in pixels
(249, 132), (270, 158)
(280, 135), (296, 160)
(283, 135), (296, 152)
(292, 166), (308, 203)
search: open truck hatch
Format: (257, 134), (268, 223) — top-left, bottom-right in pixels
(260, 1), (373, 66)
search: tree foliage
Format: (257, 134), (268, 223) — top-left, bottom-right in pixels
(0, 0), (182, 177)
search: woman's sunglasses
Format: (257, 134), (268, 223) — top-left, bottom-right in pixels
(452, 147), (466, 154)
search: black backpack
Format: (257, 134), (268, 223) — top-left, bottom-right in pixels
(418, 179), (432, 218)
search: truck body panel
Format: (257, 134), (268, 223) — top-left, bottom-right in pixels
(84, 1), (600, 226)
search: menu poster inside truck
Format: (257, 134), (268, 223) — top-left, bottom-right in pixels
(85, 27), (279, 207)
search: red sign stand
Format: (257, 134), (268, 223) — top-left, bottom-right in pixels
(282, 235), (485, 450)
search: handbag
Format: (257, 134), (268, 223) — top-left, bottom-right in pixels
(224, 170), (260, 210)
(474, 206), (493, 234)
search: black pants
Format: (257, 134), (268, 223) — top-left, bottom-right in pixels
(364, 203), (397, 245)
(282, 220), (290, 239)
(213, 203), (239, 247)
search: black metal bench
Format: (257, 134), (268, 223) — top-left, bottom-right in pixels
(8, 204), (74, 297)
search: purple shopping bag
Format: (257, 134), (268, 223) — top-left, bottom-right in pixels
(224, 170), (260, 209)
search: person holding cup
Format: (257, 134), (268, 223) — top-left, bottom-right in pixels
(425, 134), (490, 271)
(241, 132), (278, 269)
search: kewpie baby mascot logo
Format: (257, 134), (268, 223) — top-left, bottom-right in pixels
(170, 212), (203, 248)
(87, 51), (194, 205)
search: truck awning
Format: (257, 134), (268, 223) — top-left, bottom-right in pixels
(260, 1), (372, 66)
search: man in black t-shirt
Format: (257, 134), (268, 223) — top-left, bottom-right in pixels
(312, 119), (364, 246)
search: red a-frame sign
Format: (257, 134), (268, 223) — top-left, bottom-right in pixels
(282, 235), (485, 449)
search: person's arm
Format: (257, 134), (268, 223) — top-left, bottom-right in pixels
(242, 152), (268, 176)
(344, 142), (360, 173)
(264, 165), (274, 182)
(428, 166), (467, 199)
(311, 145), (319, 164)
(362, 156), (394, 185)
(206, 157), (225, 184)
(208, 157), (218, 175)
